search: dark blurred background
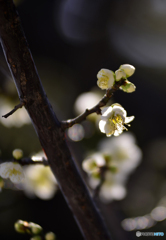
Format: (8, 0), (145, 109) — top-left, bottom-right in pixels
(0, 0), (166, 239)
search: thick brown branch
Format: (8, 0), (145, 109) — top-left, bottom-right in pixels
(62, 79), (125, 129)
(0, 1), (111, 239)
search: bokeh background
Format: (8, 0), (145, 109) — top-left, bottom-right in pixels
(0, 0), (166, 239)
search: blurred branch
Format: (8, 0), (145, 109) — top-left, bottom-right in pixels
(0, 157), (49, 166)
(0, 1), (111, 239)
(62, 79), (125, 129)
(93, 167), (107, 199)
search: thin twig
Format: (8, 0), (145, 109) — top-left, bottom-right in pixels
(2, 101), (25, 118)
(61, 79), (125, 129)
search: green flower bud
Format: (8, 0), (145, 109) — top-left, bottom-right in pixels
(14, 220), (28, 234)
(12, 149), (23, 160)
(29, 222), (43, 235)
(45, 232), (56, 240)
(120, 81), (136, 93)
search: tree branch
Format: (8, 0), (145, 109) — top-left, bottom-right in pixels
(0, 1), (111, 239)
(0, 157), (49, 166)
(62, 79), (125, 129)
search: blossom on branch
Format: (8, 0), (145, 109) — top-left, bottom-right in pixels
(99, 104), (134, 137)
(97, 69), (115, 90)
(120, 64), (135, 78)
(23, 164), (58, 200)
(0, 162), (24, 183)
(115, 69), (126, 81)
(82, 153), (106, 174)
(82, 133), (142, 202)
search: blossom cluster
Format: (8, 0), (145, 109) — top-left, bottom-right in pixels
(96, 64), (136, 137)
(15, 219), (56, 240)
(97, 64), (136, 93)
(0, 151), (58, 200)
(82, 133), (142, 202)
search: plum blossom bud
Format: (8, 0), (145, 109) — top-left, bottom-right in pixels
(115, 69), (126, 81)
(12, 149), (23, 160)
(120, 81), (136, 93)
(120, 64), (135, 77)
(97, 69), (115, 90)
(0, 162), (24, 183)
(82, 153), (106, 174)
(45, 232), (56, 240)
(14, 220), (27, 234)
(99, 104), (134, 137)
(29, 222), (43, 235)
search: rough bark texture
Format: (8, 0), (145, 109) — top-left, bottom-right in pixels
(0, 1), (111, 239)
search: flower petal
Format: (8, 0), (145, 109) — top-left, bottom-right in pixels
(105, 121), (115, 137)
(114, 129), (123, 136)
(120, 64), (135, 77)
(125, 116), (135, 124)
(99, 120), (106, 133)
(101, 106), (113, 117)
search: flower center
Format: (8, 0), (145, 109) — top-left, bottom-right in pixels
(111, 114), (127, 132)
(100, 78), (108, 88)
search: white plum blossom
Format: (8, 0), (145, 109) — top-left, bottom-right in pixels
(82, 153), (106, 174)
(98, 133), (142, 176)
(0, 162), (24, 183)
(82, 133), (142, 203)
(97, 69), (115, 90)
(115, 69), (126, 81)
(120, 64), (135, 78)
(99, 104), (134, 137)
(88, 171), (127, 202)
(99, 171), (127, 202)
(23, 164), (58, 200)
(82, 152), (127, 202)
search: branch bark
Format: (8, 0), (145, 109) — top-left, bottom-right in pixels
(0, 1), (111, 239)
